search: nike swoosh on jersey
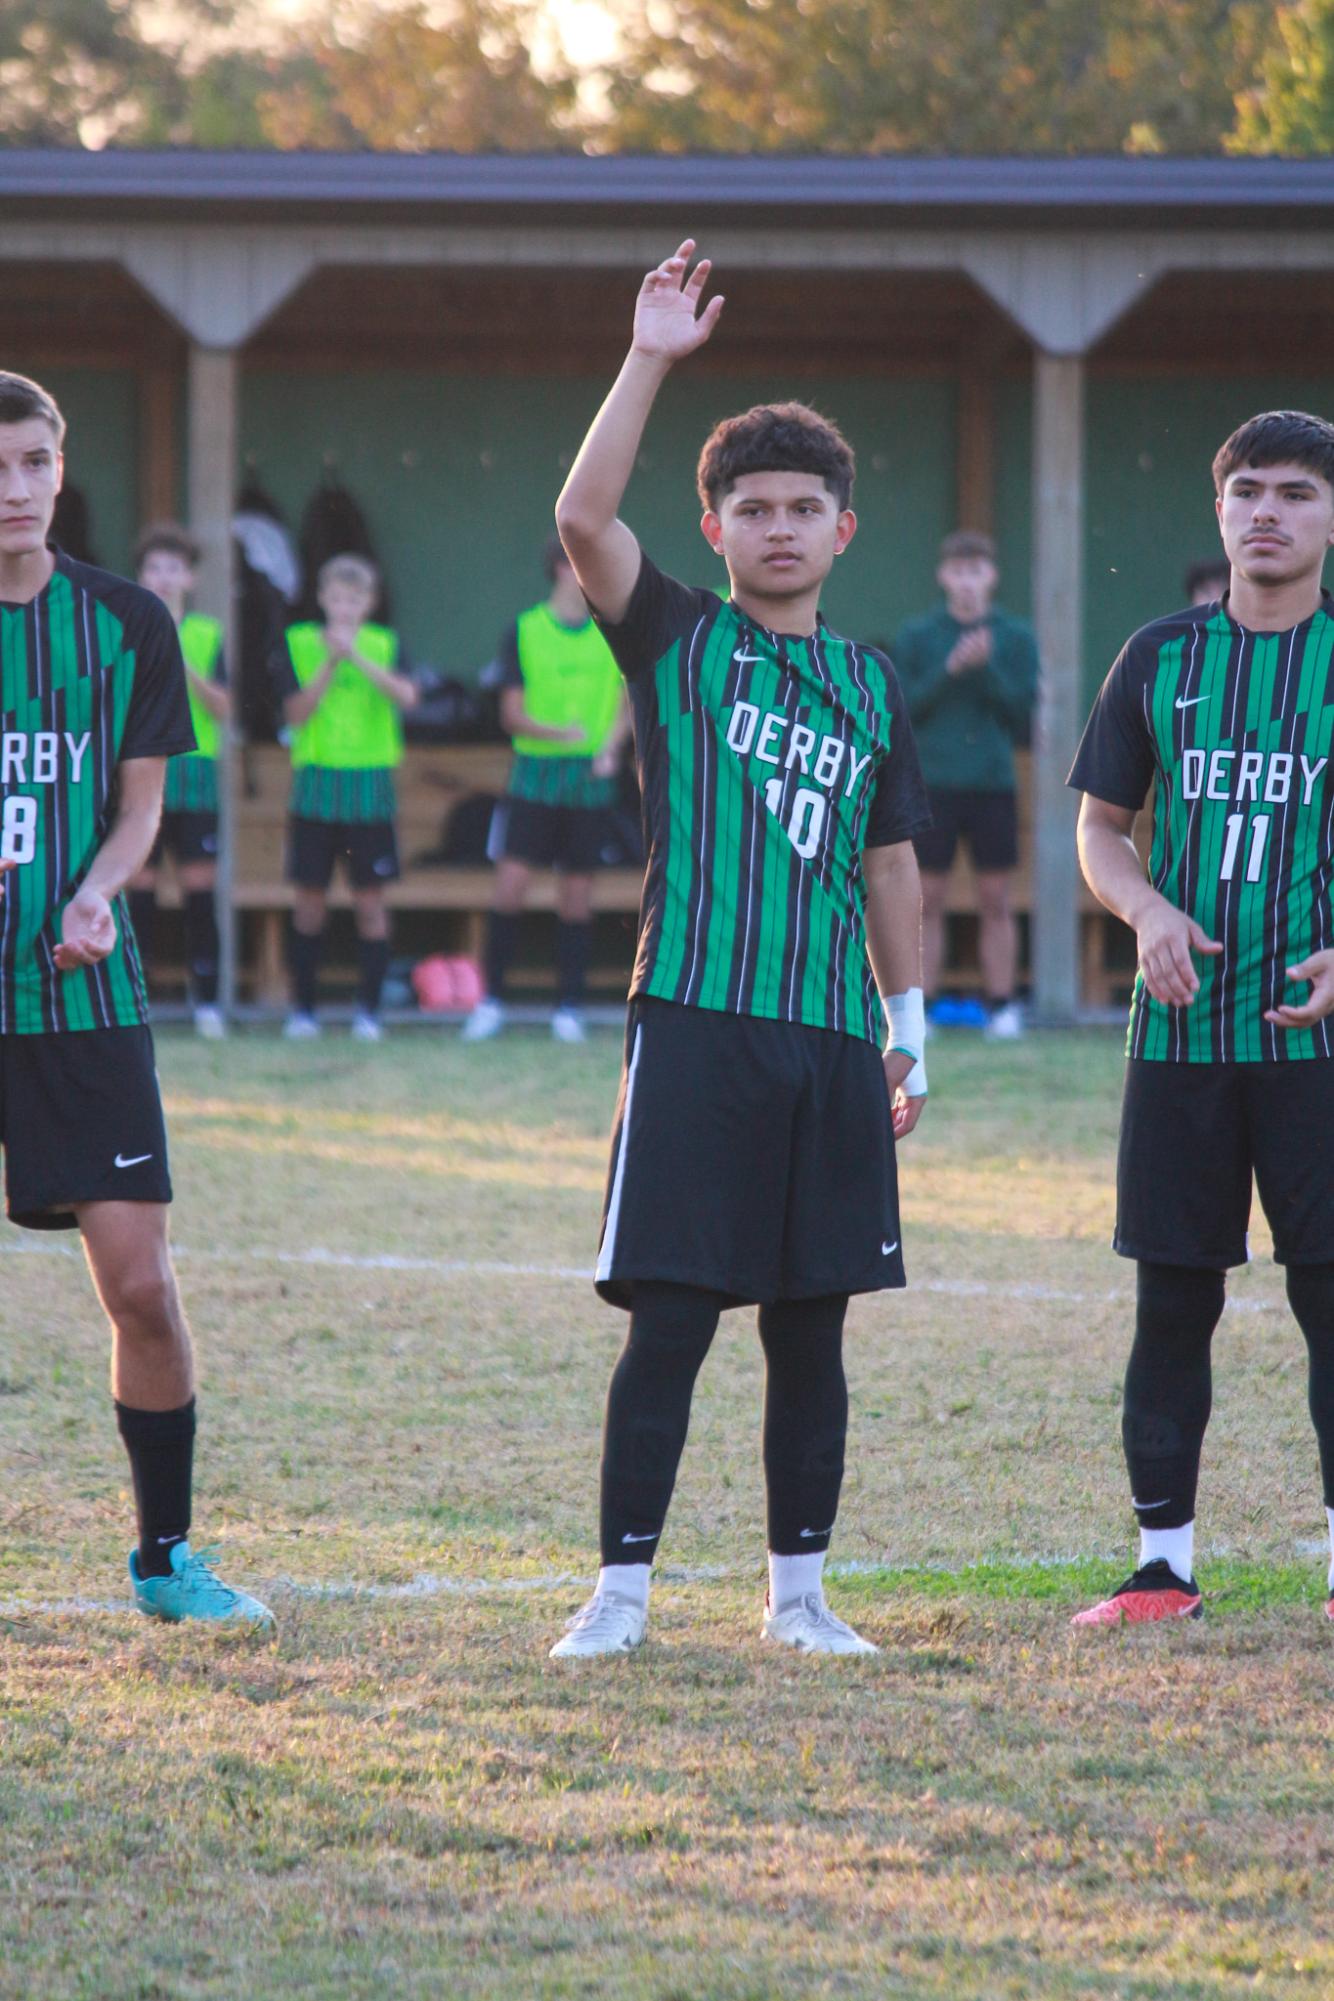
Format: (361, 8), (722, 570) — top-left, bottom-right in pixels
(1174, 694), (1208, 709)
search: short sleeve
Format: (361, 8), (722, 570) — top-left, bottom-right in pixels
(271, 628), (301, 703)
(1068, 641), (1155, 810)
(864, 660), (932, 849)
(495, 622), (523, 690)
(120, 595), (195, 760)
(592, 549), (715, 683)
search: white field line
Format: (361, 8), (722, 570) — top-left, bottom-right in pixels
(3, 1548), (1327, 1622)
(0, 1234), (1289, 1312)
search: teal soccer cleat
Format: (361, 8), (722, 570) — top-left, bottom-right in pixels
(129, 1541), (275, 1630)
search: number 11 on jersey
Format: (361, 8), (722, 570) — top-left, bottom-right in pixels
(1219, 811), (1270, 885)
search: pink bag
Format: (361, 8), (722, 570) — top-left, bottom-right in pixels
(412, 954), (485, 1013)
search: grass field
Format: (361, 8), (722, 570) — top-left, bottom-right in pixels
(3, 1025), (1334, 2000)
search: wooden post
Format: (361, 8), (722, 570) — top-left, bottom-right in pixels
(956, 360), (996, 535)
(1031, 351), (1084, 1024)
(186, 344), (240, 1016)
(137, 362), (178, 527)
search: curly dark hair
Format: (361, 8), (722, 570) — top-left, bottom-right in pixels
(696, 401), (855, 511)
(1211, 409), (1334, 497)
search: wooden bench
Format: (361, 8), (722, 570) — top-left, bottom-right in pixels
(145, 743), (1136, 1011)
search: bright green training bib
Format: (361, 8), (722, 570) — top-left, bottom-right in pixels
(512, 604), (622, 759)
(286, 622), (403, 772)
(178, 613), (223, 761)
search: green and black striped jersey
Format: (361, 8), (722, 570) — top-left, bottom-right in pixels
(595, 553), (929, 1045)
(507, 753), (616, 811)
(289, 766), (397, 825)
(1070, 593), (1334, 1063)
(0, 550), (194, 1034)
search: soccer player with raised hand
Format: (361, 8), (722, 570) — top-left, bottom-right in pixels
(0, 371), (271, 1627)
(1070, 409), (1334, 1627)
(547, 244), (931, 1660)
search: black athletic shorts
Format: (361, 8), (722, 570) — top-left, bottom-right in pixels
(595, 997), (904, 1309)
(0, 1026), (172, 1230)
(149, 809), (219, 869)
(913, 787), (1018, 874)
(490, 796), (615, 874)
(287, 816), (401, 890)
(1116, 1056), (1334, 1269)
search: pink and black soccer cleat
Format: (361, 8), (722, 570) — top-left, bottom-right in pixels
(1071, 1557), (1202, 1627)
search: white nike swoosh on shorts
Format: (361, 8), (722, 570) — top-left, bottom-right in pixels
(114, 1152), (153, 1169)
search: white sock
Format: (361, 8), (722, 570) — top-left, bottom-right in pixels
(597, 1563), (650, 1612)
(1325, 1507), (1334, 1593)
(768, 1549), (826, 1610)
(1139, 1521), (1194, 1583)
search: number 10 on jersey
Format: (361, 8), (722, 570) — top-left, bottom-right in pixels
(1219, 811), (1270, 884)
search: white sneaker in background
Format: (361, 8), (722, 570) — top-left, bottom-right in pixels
(551, 1006), (587, 1044)
(193, 1004), (226, 1040)
(761, 1593), (879, 1655)
(461, 997), (505, 1043)
(982, 1001), (1025, 1041)
(283, 1011), (321, 1040)
(350, 1012), (384, 1042)
(549, 1590), (646, 1659)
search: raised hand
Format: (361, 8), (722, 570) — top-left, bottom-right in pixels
(631, 241), (724, 364)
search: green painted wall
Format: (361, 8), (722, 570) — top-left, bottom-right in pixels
(9, 363), (139, 578)
(1085, 373), (1334, 695)
(239, 368), (958, 673)
(993, 369), (1334, 710)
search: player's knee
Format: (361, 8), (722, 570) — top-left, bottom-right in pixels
(976, 876), (1013, 920)
(101, 1260), (182, 1338)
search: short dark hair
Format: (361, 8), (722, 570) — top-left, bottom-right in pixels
(135, 521), (199, 572)
(1211, 409), (1334, 497)
(939, 529), (996, 564)
(696, 401), (855, 511)
(0, 370), (65, 445)
(1183, 556), (1231, 601)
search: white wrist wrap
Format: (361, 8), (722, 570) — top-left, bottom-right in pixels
(884, 987), (928, 1098)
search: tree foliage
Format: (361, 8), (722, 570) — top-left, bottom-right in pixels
(0, 0), (1312, 157)
(598, 0), (1268, 156)
(1230, 0), (1334, 152)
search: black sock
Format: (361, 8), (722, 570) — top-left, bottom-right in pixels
(1285, 1264), (1334, 1509)
(127, 889), (157, 977)
(1122, 1262), (1225, 1532)
(290, 926), (321, 1015)
(485, 910), (519, 1002)
(184, 889), (220, 1006)
(116, 1397), (196, 1576)
(357, 936), (391, 1016)
(556, 919), (592, 1008)
(758, 1293), (849, 1555)
(599, 1281), (723, 1566)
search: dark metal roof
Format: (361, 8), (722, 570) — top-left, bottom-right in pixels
(2, 148), (1333, 224)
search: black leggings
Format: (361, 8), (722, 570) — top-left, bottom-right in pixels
(1124, 1260), (1334, 1527)
(599, 1280), (849, 1565)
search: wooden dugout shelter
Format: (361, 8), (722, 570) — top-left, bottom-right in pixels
(2, 149), (1333, 1017)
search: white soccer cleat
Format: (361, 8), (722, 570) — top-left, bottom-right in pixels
(549, 1589), (646, 1659)
(762, 1592), (879, 1655)
(283, 1011), (321, 1040)
(192, 1004), (226, 1040)
(982, 1001), (1025, 1041)
(460, 997), (505, 1043)
(350, 1011), (384, 1042)
(551, 1006), (587, 1044)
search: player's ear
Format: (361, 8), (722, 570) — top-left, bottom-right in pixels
(700, 509), (725, 556)
(54, 450), (64, 498)
(833, 509), (857, 556)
